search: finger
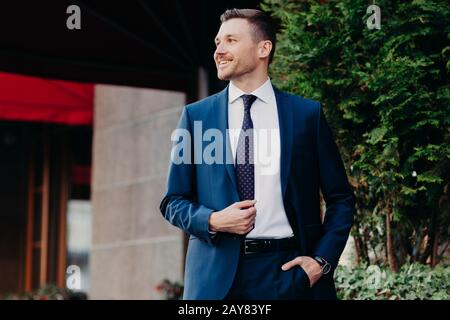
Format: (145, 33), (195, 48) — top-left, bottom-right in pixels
(244, 220), (255, 229)
(243, 224), (254, 234)
(244, 207), (257, 217)
(238, 222), (254, 234)
(235, 199), (257, 209)
(238, 228), (248, 235)
(281, 258), (299, 271)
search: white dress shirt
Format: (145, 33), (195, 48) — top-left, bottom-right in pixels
(228, 78), (294, 239)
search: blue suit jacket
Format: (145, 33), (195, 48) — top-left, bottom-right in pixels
(160, 85), (356, 300)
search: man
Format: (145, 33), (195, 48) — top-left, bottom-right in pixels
(160, 8), (356, 300)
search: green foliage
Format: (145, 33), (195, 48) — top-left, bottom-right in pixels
(1, 284), (87, 300)
(263, 0), (450, 267)
(335, 263), (450, 300)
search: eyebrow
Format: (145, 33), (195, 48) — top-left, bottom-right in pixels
(214, 34), (238, 43)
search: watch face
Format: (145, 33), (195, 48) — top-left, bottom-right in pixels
(315, 257), (331, 274)
(322, 263), (331, 274)
(315, 257), (325, 266)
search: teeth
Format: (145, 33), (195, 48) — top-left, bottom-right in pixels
(219, 60), (231, 65)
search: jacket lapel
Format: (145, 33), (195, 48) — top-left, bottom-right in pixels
(274, 86), (293, 200)
(214, 86), (240, 200)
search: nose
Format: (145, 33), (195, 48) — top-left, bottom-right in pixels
(214, 42), (227, 56)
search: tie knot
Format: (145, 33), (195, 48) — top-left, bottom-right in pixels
(241, 94), (257, 111)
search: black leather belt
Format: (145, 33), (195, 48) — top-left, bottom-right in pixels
(242, 237), (297, 254)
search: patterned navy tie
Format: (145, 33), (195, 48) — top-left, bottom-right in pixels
(235, 94), (257, 200)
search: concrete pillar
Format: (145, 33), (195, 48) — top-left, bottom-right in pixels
(90, 84), (185, 299)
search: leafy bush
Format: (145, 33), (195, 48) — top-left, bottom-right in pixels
(1, 284), (87, 300)
(262, 0), (450, 270)
(335, 262), (450, 299)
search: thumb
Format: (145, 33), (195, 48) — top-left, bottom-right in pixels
(281, 259), (297, 271)
(235, 199), (257, 209)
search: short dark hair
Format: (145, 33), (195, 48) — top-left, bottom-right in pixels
(220, 8), (276, 64)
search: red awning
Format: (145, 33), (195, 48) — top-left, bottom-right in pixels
(0, 72), (93, 125)
(71, 164), (92, 185)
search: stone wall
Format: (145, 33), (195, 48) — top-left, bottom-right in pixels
(90, 84), (185, 299)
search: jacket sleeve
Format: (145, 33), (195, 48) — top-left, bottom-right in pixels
(159, 106), (217, 246)
(312, 103), (356, 270)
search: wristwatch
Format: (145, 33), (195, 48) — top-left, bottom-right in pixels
(313, 256), (331, 275)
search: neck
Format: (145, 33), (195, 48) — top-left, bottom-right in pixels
(230, 68), (269, 93)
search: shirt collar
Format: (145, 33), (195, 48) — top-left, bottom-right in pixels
(228, 77), (274, 104)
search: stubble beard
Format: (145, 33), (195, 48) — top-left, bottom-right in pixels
(217, 61), (256, 82)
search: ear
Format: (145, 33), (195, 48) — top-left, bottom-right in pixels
(258, 40), (272, 60)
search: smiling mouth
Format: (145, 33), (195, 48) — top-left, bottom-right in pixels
(218, 60), (232, 68)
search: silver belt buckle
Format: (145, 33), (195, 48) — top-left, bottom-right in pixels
(244, 241), (255, 254)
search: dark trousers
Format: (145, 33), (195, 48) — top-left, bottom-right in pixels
(224, 249), (313, 300)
